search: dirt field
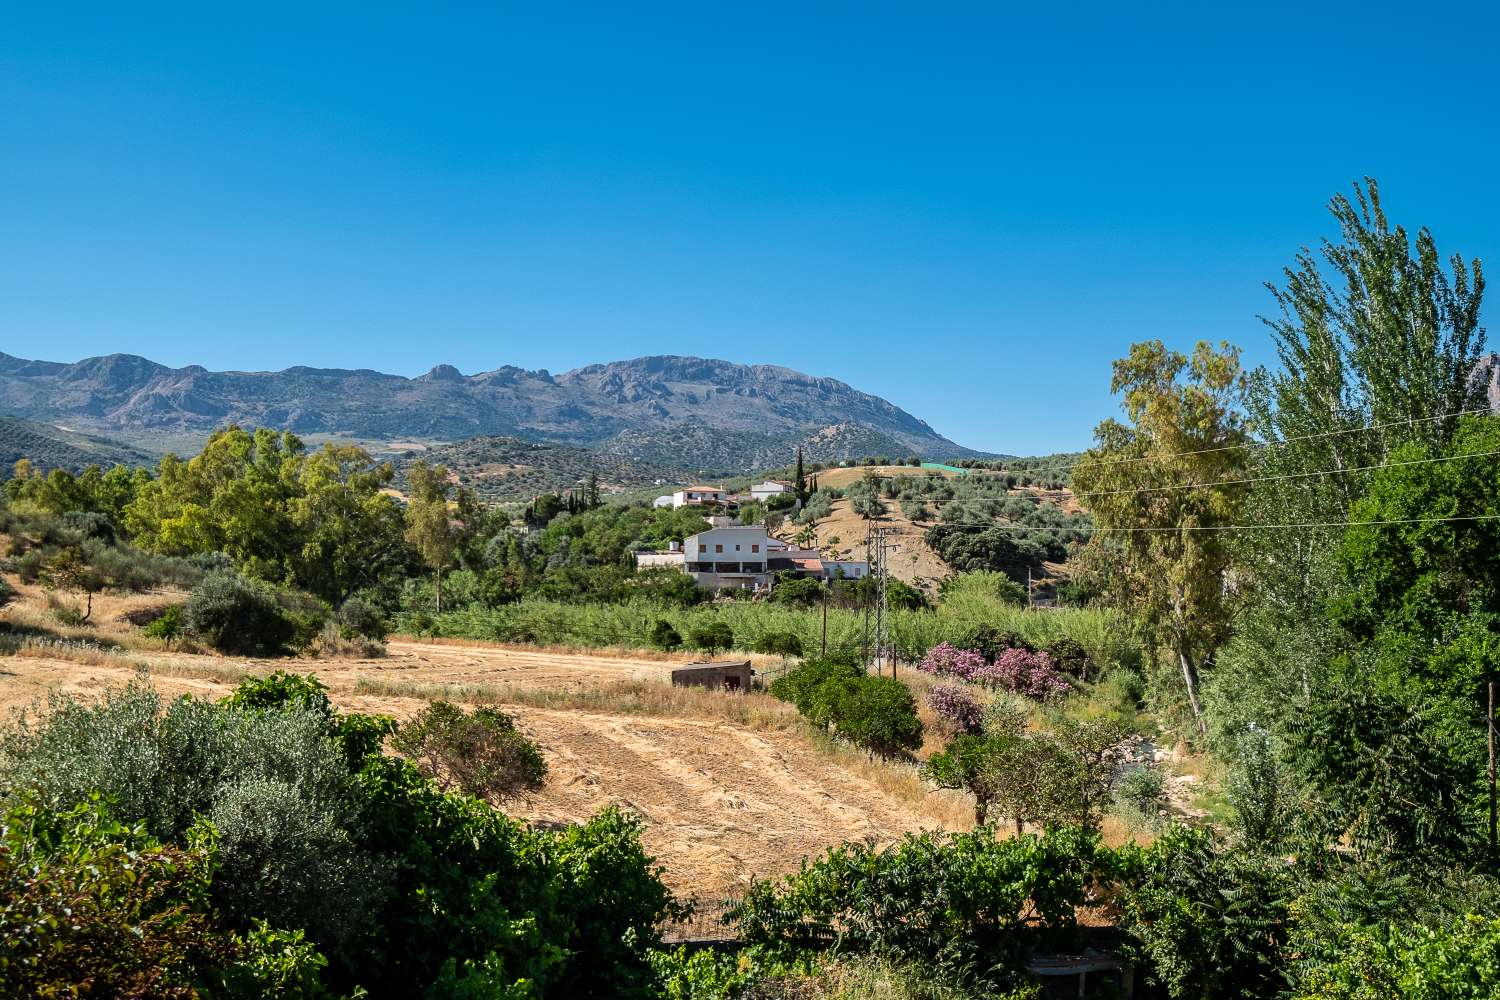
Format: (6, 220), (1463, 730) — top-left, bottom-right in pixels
(0, 601), (973, 897)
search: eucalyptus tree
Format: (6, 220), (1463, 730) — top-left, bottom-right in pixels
(1073, 339), (1251, 730)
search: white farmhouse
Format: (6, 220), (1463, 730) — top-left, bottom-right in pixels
(634, 521), (871, 593)
(748, 480), (794, 503)
(683, 523), (773, 590)
(670, 485), (732, 508)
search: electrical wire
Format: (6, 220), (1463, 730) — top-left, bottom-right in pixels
(868, 404), (1497, 480)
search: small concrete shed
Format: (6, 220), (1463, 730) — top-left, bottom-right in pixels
(670, 660), (753, 692)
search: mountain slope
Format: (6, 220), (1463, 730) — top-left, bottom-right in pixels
(0, 352), (975, 470)
(0, 416), (160, 474)
(397, 437), (684, 502)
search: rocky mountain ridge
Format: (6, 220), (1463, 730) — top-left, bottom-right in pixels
(0, 351), (975, 472)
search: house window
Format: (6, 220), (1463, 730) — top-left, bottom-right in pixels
(715, 544), (723, 553)
(735, 544), (741, 551)
(751, 544), (759, 553)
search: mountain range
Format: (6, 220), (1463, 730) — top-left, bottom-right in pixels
(0, 352), (975, 473)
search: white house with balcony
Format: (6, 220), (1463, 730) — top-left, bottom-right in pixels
(682, 524), (774, 589)
(668, 485), (733, 508)
(634, 522), (870, 592)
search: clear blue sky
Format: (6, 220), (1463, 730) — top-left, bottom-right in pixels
(2, 3), (1496, 455)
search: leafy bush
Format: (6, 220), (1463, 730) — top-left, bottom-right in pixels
(753, 630), (804, 657)
(772, 574), (824, 608)
(184, 571), (297, 656)
(391, 700), (546, 802)
(0, 794), (328, 1000)
(141, 604), (184, 642)
(734, 825), (1103, 984)
(770, 657), (863, 716)
(0, 679), (676, 998)
(1291, 914), (1500, 1000)
(0, 682), (379, 952)
(0, 575), (13, 610)
(926, 683), (984, 735)
(224, 669), (334, 718)
(335, 596), (387, 640)
(1042, 636), (1093, 681)
(648, 945), (756, 1000)
(650, 618), (683, 650)
(836, 676), (924, 757)
(690, 622), (734, 657)
(1116, 827), (1293, 1000)
(1115, 765), (1166, 822)
(771, 658), (922, 757)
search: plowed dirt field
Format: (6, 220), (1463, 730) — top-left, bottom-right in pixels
(0, 636), (972, 897)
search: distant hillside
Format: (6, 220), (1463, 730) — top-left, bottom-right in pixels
(396, 437), (685, 503)
(0, 416), (159, 475)
(0, 351), (976, 471)
(597, 420), (926, 475)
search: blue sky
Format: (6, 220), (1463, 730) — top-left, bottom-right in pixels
(2, 3), (1496, 454)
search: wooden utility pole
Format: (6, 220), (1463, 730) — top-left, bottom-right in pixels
(821, 592), (828, 656)
(1489, 680), (1496, 857)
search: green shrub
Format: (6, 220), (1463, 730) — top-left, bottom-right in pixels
(1115, 765), (1167, 822)
(772, 574), (824, 608)
(650, 618), (683, 651)
(769, 657), (863, 716)
(0, 575), (13, 610)
(1116, 827), (1293, 1000)
(141, 604), (184, 642)
(184, 572), (297, 656)
(649, 945), (756, 1000)
(1291, 914), (1500, 1000)
(690, 622), (734, 657)
(391, 700), (547, 802)
(734, 825), (1103, 983)
(225, 669), (335, 718)
(771, 658), (921, 757)
(335, 596), (387, 640)
(1043, 636), (1094, 680)
(0, 682), (380, 952)
(753, 631), (804, 657)
(0, 793), (329, 1000)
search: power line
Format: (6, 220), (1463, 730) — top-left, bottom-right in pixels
(878, 405), (1498, 480)
(920, 513), (1500, 534)
(905, 447), (1500, 504)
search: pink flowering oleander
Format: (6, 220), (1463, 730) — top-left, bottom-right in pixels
(977, 648), (1071, 700)
(920, 641), (1070, 700)
(916, 642), (988, 681)
(926, 683), (984, 734)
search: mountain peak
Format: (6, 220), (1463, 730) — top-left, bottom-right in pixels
(418, 363), (465, 382)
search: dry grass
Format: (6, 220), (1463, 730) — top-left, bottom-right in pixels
(392, 633), (694, 662)
(7, 637), (150, 669)
(353, 673), (802, 731)
(805, 729), (975, 830)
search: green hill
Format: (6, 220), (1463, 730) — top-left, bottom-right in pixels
(396, 436), (686, 503)
(0, 416), (160, 475)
